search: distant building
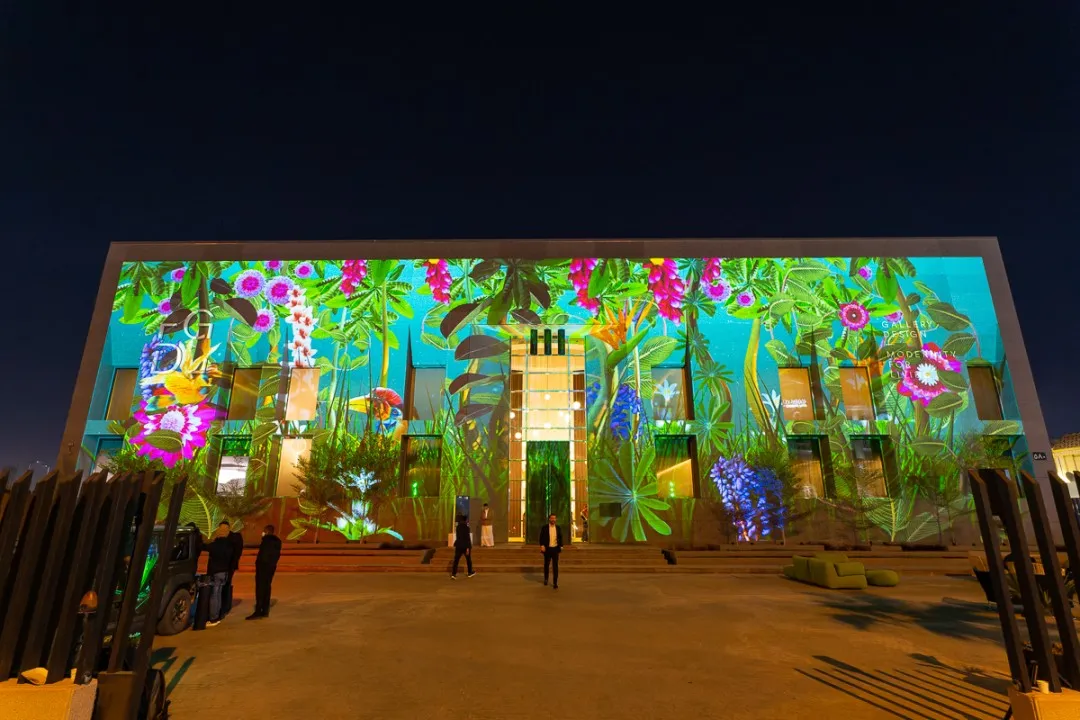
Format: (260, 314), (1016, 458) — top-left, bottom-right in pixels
(56, 238), (1057, 543)
(1052, 433), (1080, 497)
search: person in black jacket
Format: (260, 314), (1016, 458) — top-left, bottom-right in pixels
(539, 514), (562, 589)
(247, 525), (282, 620)
(218, 521), (244, 617)
(206, 525), (234, 626)
(450, 515), (475, 579)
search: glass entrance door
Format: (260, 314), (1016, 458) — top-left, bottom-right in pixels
(526, 441), (571, 545)
(507, 337), (588, 541)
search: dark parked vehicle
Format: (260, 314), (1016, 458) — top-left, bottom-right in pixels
(102, 524), (201, 641)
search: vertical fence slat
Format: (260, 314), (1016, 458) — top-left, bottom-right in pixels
(0, 472), (58, 678)
(127, 476), (186, 718)
(19, 472), (81, 674)
(75, 474), (140, 684)
(46, 472), (109, 683)
(982, 468), (1060, 691)
(0, 472), (34, 618)
(969, 468), (1030, 691)
(107, 471), (165, 671)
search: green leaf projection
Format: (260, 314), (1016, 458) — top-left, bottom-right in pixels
(81, 255), (1027, 544)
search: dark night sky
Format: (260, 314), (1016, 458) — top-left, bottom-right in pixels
(1, 4), (1078, 467)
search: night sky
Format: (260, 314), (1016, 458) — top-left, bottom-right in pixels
(2, 5), (1078, 468)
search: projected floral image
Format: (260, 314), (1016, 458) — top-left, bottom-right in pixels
(82, 256), (1026, 545)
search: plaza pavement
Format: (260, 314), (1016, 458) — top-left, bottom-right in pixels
(153, 571), (1013, 719)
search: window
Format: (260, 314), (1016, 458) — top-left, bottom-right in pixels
(403, 436), (442, 497)
(652, 367), (692, 428)
(105, 368), (139, 421)
(778, 368), (816, 422)
(275, 437), (311, 497)
(839, 367), (875, 422)
(92, 437), (123, 473)
(216, 436), (252, 495)
(284, 368), (319, 421)
(655, 435), (698, 498)
(407, 367), (446, 422)
(227, 368), (263, 421)
(788, 437), (826, 498)
(969, 365), (1004, 421)
(851, 437), (888, 496)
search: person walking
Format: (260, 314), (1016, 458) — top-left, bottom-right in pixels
(480, 503), (495, 547)
(539, 514), (562, 589)
(247, 525), (282, 620)
(450, 514), (475, 579)
(206, 525), (234, 626)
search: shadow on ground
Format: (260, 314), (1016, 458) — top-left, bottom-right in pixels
(797, 653), (1011, 720)
(151, 646), (195, 695)
(812, 589), (1004, 641)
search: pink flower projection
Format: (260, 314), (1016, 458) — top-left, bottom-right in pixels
(131, 400), (221, 468)
(569, 258), (600, 315)
(425, 259), (453, 304)
(895, 342), (962, 407)
(340, 260), (368, 297)
(645, 258), (686, 323)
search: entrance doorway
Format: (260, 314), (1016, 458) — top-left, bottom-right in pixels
(526, 442), (570, 544)
(507, 337), (588, 542)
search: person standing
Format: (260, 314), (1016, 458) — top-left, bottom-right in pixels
(539, 514), (562, 589)
(206, 525), (234, 626)
(247, 525), (282, 620)
(450, 514), (475, 579)
(580, 507), (589, 543)
(480, 503), (495, 547)
(218, 521), (244, 617)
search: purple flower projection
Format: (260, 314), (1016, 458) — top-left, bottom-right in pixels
(710, 455), (784, 542)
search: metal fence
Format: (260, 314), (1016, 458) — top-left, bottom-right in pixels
(0, 468), (185, 719)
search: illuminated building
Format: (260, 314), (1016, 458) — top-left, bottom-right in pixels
(57, 238), (1056, 543)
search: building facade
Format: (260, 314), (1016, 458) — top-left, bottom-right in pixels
(58, 239), (1056, 544)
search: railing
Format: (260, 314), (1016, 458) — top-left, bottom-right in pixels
(0, 469), (185, 719)
(967, 468), (1080, 696)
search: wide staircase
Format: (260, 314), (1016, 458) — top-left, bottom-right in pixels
(235, 543), (972, 576)
(668, 546), (970, 575)
(428, 544), (671, 574)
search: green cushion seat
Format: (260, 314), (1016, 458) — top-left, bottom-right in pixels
(866, 569), (900, 587)
(834, 561), (866, 578)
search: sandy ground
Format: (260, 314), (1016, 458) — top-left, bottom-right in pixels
(153, 571), (1014, 719)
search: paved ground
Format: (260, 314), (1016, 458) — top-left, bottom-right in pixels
(153, 571), (1014, 719)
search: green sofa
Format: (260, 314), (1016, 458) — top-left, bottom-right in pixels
(782, 553), (899, 589)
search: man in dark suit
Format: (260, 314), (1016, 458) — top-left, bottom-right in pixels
(539, 513), (562, 589)
(450, 514), (475, 579)
(248, 524), (282, 620)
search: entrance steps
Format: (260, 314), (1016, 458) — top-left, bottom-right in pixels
(235, 543), (974, 575)
(428, 545), (671, 574)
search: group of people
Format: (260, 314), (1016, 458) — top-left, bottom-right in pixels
(451, 508), (564, 590)
(201, 521), (282, 626)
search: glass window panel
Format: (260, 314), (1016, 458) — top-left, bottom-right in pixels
(969, 365), (1004, 421)
(851, 438), (888, 497)
(839, 367), (875, 421)
(655, 435), (697, 498)
(276, 437), (311, 497)
(788, 437), (825, 498)
(409, 367), (446, 422)
(227, 368), (262, 421)
(93, 437), (124, 473)
(284, 368), (319, 421)
(217, 456), (249, 495)
(652, 367), (690, 426)
(404, 436), (442, 497)
(106, 368), (139, 421)
(778, 368), (815, 422)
